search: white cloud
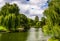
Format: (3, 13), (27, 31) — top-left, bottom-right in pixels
(30, 0), (48, 5)
(30, 5), (40, 9)
(29, 4), (44, 15)
(30, 0), (40, 4)
(0, 0), (48, 20)
(20, 4), (29, 11)
(10, 1), (30, 14)
(30, 9), (44, 15)
(0, 0), (5, 8)
(0, 0), (3, 2)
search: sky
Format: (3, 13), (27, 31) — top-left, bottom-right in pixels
(0, 0), (48, 20)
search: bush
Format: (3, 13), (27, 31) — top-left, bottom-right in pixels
(0, 26), (9, 32)
(48, 37), (59, 41)
(42, 25), (51, 35)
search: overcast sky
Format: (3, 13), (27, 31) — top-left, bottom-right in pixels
(0, 0), (48, 20)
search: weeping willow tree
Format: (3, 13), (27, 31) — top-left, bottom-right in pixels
(43, 0), (60, 40)
(0, 3), (30, 32)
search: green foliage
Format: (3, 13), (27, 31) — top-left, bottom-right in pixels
(35, 22), (41, 28)
(43, 25), (50, 35)
(43, 0), (60, 39)
(0, 15), (4, 25)
(34, 16), (41, 28)
(0, 3), (19, 16)
(0, 3), (30, 32)
(27, 18), (34, 27)
(41, 17), (46, 27)
(48, 37), (59, 41)
(0, 26), (9, 32)
(35, 16), (39, 23)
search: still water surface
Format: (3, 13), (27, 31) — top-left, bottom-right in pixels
(0, 28), (50, 41)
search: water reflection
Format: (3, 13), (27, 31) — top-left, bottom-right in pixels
(0, 28), (50, 41)
(0, 34), (2, 41)
(26, 28), (37, 41)
(38, 28), (47, 41)
(26, 28), (50, 41)
(0, 32), (28, 41)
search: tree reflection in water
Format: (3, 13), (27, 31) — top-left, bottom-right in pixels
(26, 28), (50, 41)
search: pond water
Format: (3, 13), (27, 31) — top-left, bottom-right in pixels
(0, 28), (50, 41)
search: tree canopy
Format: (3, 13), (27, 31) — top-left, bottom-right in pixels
(0, 3), (30, 32)
(43, 0), (60, 40)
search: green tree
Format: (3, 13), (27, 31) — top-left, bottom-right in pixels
(0, 3), (30, 32)
(34, 16), (40, 28)
(0, 15), (4, 25)
(0, 3), (19, 16)
(27, 18), (34, 27)
(35, 21), (41, 28)
(43, 0), (60, 39)
(41, 17), (46, 28)
(35, 16), (39, 23)
(19, 14), (30, 31)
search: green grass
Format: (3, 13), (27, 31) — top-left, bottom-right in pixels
(0, 26), (8, 32)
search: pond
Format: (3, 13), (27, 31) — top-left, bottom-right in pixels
(0, 28), (50, 41)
